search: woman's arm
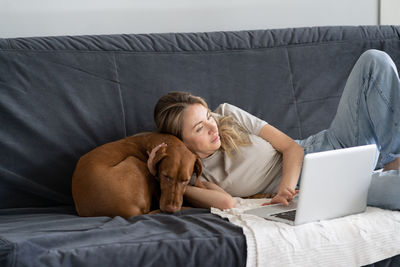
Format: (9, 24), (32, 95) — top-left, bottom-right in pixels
(184, 181), (235, 210)
(258, 124), (304, 206)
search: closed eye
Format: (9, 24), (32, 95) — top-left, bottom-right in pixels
(161, 174), (171, 182)
(196, 113), (212, 132)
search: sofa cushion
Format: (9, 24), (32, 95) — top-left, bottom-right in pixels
(0, 207), (246, 267)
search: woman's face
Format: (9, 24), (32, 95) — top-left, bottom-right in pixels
(181, 104), (221, 158)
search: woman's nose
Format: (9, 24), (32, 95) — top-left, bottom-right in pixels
(207, 122), (217, 134)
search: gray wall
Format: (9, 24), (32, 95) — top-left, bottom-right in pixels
(0, 0), (379, 38)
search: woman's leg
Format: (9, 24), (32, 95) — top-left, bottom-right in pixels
(297, 49), (400, 210)
(329, 49), (400, 169)
(368, 170), (400, 210)
(299, 49), (400, 169)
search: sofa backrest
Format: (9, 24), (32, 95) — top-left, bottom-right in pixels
(1, 26), (400, 209)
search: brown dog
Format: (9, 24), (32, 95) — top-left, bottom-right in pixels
(71, 133), (204, 218)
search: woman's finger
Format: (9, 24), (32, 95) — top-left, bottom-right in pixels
(281, 198), (289, 206)
(288, 188), (296, 195)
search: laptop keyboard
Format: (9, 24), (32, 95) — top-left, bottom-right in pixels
(271, 210), (297, 221)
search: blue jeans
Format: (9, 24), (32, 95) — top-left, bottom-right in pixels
(296, 49), (400, 210)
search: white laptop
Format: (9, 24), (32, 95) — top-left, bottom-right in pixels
(245, 144), (378, 226)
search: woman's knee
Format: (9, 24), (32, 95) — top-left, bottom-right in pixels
(359, 49), (395, 70)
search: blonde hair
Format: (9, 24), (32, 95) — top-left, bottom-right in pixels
(154, 91), (251, 156)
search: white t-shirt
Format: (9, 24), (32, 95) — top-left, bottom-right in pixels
(200, 103), (282, 197)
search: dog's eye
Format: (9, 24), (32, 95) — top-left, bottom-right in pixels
(161, 175), (171, 182)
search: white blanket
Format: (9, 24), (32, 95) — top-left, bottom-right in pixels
(211, 198), (400, 267)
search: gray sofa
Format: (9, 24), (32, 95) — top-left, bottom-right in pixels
(1, 25), (400, 266)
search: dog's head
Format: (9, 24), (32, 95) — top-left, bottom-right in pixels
(152, 138), (203, 213)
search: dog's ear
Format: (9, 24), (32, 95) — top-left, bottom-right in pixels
(153, 146), (168, 175)
(193, 158), (206, 188)
(194, 158), (202, 177)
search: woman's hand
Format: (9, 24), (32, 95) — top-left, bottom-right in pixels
(147, 143), (167, 176)
(262, 188), (299, 206)
(257, 124), (304, 206)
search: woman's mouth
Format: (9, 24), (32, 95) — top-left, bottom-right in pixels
(211, 135), (220, 143)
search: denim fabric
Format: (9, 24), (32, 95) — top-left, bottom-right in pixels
(368, 170), (400, 210)
(297, 49), (400, 210)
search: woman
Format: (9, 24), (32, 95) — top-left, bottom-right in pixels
(148, 49), (400, 211)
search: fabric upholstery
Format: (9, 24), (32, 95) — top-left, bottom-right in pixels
(1, 26), (400, 209)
